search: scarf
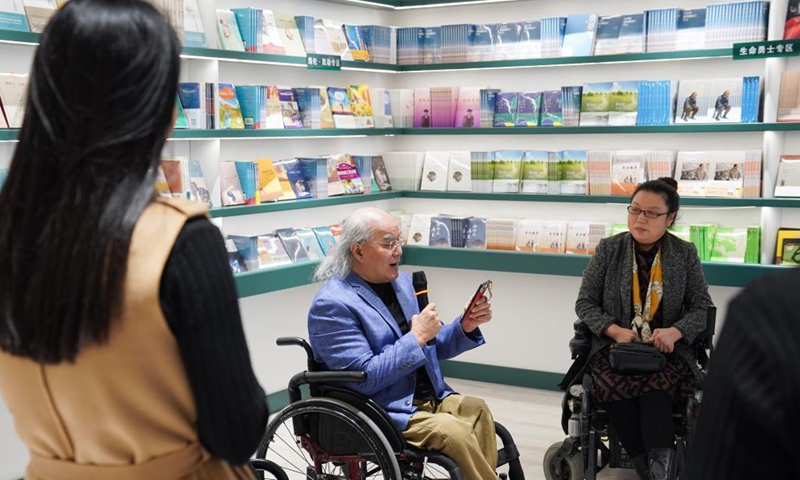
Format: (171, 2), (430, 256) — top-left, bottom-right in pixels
(631, 244), (663, 342)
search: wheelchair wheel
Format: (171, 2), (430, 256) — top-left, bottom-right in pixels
(543, 442), (582, 480)
(255, 397), (402, 480)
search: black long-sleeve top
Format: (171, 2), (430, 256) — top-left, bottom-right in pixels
(159, 217), (268, 466)
(685, 268), (799, 479)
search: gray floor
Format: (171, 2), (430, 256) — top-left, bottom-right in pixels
(446, 377), (638, 480)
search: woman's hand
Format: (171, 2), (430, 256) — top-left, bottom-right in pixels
(652, 327), (683, 353)
(605, 324), (639, 343)
(461, 296), (492, 333)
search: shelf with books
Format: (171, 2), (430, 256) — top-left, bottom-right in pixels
(0, 29), (38, 45)
(210, 191), (402, 218)
(181, 46), (398, 72)
(234, 260), (320, 298)
(399, 124), (767, 135)
(315, 0), (530, 10)
(169, 128), (402, 139)
(402, 191), (771, 208)
(399, 48), (733, 72)
(400, 245), (786, 288)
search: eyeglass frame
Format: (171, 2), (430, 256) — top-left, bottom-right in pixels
(626, 205), (672, 219)
(363, 237), (402, 252)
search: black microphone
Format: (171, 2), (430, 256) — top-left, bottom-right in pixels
(412, 271), (435, 346)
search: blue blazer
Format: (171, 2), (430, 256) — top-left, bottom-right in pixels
(308, 271), (484, 430)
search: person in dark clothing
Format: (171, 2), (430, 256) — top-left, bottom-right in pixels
(685, 269), (800, 480)
(0, 1), (266, 478)
(575, 178), (712, 480)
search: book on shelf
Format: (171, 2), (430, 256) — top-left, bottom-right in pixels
(493, 92), (519, 127)
(272, 161), (297, 201)
(382, 151), (424, 191)
(218, 161), (246, 206)
(178, 83), (206, 129)
(294, 15), (315, 54)
(644, 7), (682, 53)
(565, 222), (590, 255)
(312, 226), (337, 255)
(216, 9), (245, 51)
(778, 71), (800, 122)
(159, 158), (188, 200)
(298, 156), (328, 198)
(472, 24), (495, 62)
(260, 10), (285, 54)
(388, 88), (414, 128)
(186, 160), (212, 206)
(520, 150), (549, 194)
(278, 88), (303, 129)
(216, 83), (245, 130)
(518, 20), (542, 59)
(231, 7), (263, 53)
(593, 15), (621, 56)
(275, 228), (312, 263)
(234, 161), (257, 205)
(0, 73), (27, 129)
(540, 16), (566, 58)
(295, 227), (325, 260)
(494, 22), (522, 61)
(579, 82), (613, 126)
(252, 158), (283, 203)
(0, 0), (29, 31)
(282, 158), (313, 199)
(235, 85), (262, 130)
(616, 13), (645, 54)
(675, 8), (706, 51)
(350, 155), (373, 192)
(422, 26), (442, 64)
(486, 218), (517, 250)
(480, 89), (500, 128)
(225, 238), (247, 273)
(428, 216), (453, 247)
(608, 81), (640, 126)
(453, 86), (480, 128)
(515, 219), (541, 252)
(407, 214), (433, 246)
(347, 85), (374, 128)
(430, 86), (458, 128)
(561, 86), (582, 127)
(560, 150), (587, 195)
(414, 88), (431, 128)
(318, 18), (353, 60)
(154, 165), (172, 199)
(146, 0), (184, 45)
(515, 91), (541, 127)
(370, 88), (394, 128)
(173, 97), (188, 129)
(470, 151), (495, 193)
(492, 150), (523, 193)
(389, 211), (412, 244)
(586, 150), (613, 196)
(705, 1), (768, 49)
(343, 24), (370, 61)
(775, 228), (800, 264)
(464, 217), (487, 249)
(539, 90), (563, 127)
(295, 87), (322, 130)
(561, 14), (598, 57)
(420, 151), (449, 192)
(371, 155), (392, 191)
(447, 151), (472, 192)
(774, 155), (800, 197)
(22, 0), (56, 33)
(329, 153), (365, 195)
(710, 227), (748, 263)
(611, 151), (646, 196)
(313, 86), (335, 129)
(273, 12), (306, 57)
(327, 87), (355, 129)
(258, 233), (293, 267)
(675, 150), (752, 198)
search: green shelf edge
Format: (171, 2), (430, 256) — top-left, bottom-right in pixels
(0, 29), (38, 44)
(400, 245), (787, 288)
(317, 0), (540, 9)
(210, 191), (402, 218)
(169, 128), (402, 139)
(234, 261), (320, 298)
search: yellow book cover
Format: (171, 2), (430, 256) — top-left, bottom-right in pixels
(273, 161), (296, 201)
(775, 228), (800, 264)
(254, 158), (283, 203)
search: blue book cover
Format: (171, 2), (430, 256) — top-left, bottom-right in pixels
(0, 1), (29, 32)
(279, 88), (303, 129)
(464, 217), (487, 249)
(231, 8), (261, 53)
(429, 216), (453, 247)
(298, 157), (328, 198)
(177, 82), (204, 129)
(295, 15), (315, 54)
(472, 24), (496, 61)
(561, 86), (583, 127)
(294, 87), (321, 129)
(540, 90), (563, 127)
(519, 20), (541, 59)
(228, 235), (261, 271)
(342, 24), (370, 61)
(493, 92), (519, 127)
(281, 159), (313, 199)
(494, 23), (522, 60)
(235, 85), (261, 130)
(515, 91), (542, 127)
(423, 27), (442, 64)
(295, 227), (325, 260)
(234, 161), (256, 205)
(593, 15), (622, 55)
(676, 8), (706, 51)
(562, 14), (599, 57)
(312, 226), (338, 255)
(617, 13), (645, 53)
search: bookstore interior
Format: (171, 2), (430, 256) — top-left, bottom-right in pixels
(1, 0), (800, 477)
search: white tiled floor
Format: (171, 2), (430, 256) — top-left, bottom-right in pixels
(446, 377), (638, 480)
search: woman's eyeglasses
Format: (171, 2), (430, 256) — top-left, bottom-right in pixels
(627, 206), (670, 219)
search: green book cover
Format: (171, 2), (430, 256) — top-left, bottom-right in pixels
(710, 227), (747, 263)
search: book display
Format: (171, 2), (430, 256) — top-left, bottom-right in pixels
(1, 1), (799, 473)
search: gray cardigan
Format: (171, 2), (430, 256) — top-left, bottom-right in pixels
(575, 232), (712, 384)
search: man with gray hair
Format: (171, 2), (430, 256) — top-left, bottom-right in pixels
(308, 207), (499, 480)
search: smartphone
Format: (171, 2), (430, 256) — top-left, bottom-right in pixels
(462, 280), (492, 322)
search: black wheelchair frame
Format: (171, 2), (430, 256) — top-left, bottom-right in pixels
(252, 337), (526, 480)
(544, 306), (716, 480)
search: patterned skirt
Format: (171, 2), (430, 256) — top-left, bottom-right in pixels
(589, 346), (696, 403)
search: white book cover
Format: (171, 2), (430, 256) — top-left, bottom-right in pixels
(676, 79), (710, 123)
(261, 10), (286, 54)
(536, 221), (567, 253)
(182, 0), (206, 47)
(21, 0), (55, 33)
(515, 219), (542, 252)
(312, 18), (337, 56)
(382, 152), (425, 191)
(0, 0), (28, 32)
(675, 151), (713, 197)
(705, 78), (742, 123)
(420, 151), (450, 191)
(611, 151), (646, 196)
(273, 11), (306, 57)
(774, 155), (800, 197)
(566, 221), (591, 254)
(407, 214), (433, 245)
(0, 72), (28, 128)
(215, 9), (245, 51)
(704, 151), (744, 198)
(446, 151), (472, 192)
(561, 14), (598, 57)
(321, 18), (353, 60)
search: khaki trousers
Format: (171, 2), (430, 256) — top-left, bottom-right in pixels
(403, 394), (498, 480)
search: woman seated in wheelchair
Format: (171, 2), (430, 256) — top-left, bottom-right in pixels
(575, 177), (712, 480)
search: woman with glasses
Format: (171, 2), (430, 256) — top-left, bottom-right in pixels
(575, 177), (712, 480)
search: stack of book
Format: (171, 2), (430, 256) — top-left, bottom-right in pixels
(226, 223), (340, 273)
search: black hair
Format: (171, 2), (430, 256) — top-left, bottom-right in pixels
(631, 177), (680, 225)
(0, 0), (180, 363)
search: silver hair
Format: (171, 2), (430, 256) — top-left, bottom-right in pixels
(313, 209), (379, 282)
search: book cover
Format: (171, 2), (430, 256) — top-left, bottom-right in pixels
(464, 217), (487, 249)
(216, 83), (245, 130)
(273, 11), (306, 56)
(272, 161), (297, 201)
(515, 91), (541, 127)
(519, 20), (542, 59)
(521, 150), (549, 194)
(566, 222), (591, 254)
(611, 151), (646, 196)
(173, 96), (188, 129)
(347, 84), (374, 128)
(215, 9), (245, 51)
(494, 22), (522, 60)
(370, 88), (394, 128)
(561, 13), (599, 57)
(560, 150), (587, 195)
(315, 86), (335, 129)
(371, 155), (392, 191)
(298, 157), (328, 198)
(0, 0), (28, 31)
(539, 90), (563, 127)
(775, 228), (800, 264)
(325, 155), (345, 197)
(536, 221), (567, 253)
(420, 151), (449, 191)
(343, 23), (370, 61)
(219, 161), (246, 206)
(231, 7), (263, 53)
(675, 8), (706, 51)
(675, 151), (712, 197)
(259, 233), (293, 267)
(414, 88), (431, 128)
(327, 87), (355, 129)
(515, 219), (541, 252)
(676, 79), (710, 123)
(177, 82), (205, 129)
(228, 235), (263, 271)
(471, 151), (495, 193)
(335, 154), (365, 194)
(22, 0), (55, 33)
(182, 0), (206, 47)
(312, 226), (338, 255)
(422, 26), (442, 64)
(486, 218), (518, 250)
(263, 85), (284, 129)
(260, 10), (285, 54)
(253, 158), (283, 203)
(480, 89), (500, 127)
(275, 228), (312, 263)
(407, 214), (433, 246)
(295, 227), (325, 260)
(608, 80), (640, 126)
(160, 158), (185, 199)
(234, 160), (256, 205)
(774, 155), (800, 197)
(617, 13), (645, 54)
(319, 18), (352, 60)
(350, 155), (373, 191)
(579, 82), (613, 126)
(493, 92), (519, 127)
(225, 238), (247, 273)
(492, 150), (523, 193)
(154, 165), (172, 198)
(706, 78), (743, 123)
(710, 227), (747, 263)
(454, 86), (480, 128)
(0, 73), (27, 128)
(786, 0), (800, 39)
(593, 15), (621, 56)
(278, 88), (303, 129)
(447, 151), (472, 192)
(428, 216), (453, 247)
(294, 87), (321, 129)
(235, 85), (262, 129)
(281, 158), (312, 199)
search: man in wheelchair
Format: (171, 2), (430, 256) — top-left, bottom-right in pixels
(547, 179), (713, 480)
(307, 207), (499, 480)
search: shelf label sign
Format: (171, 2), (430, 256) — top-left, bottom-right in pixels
(733, 40), (800, 60)
(306, 53), (341, 70)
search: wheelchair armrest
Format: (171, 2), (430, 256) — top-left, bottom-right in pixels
(277, 336), (327, 372)
(287, 370), (368, 403)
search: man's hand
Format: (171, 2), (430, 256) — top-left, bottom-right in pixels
(411, 303), (441, 346)
(605, 324), (639, 343)
(461, 296), (492, 333)
(651, 327), (683, 353)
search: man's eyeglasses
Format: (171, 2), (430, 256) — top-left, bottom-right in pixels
(373, 239), (401, 251)
(627, 206), (670, 219)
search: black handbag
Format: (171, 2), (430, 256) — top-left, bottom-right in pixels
(609, 342), (666, 375)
